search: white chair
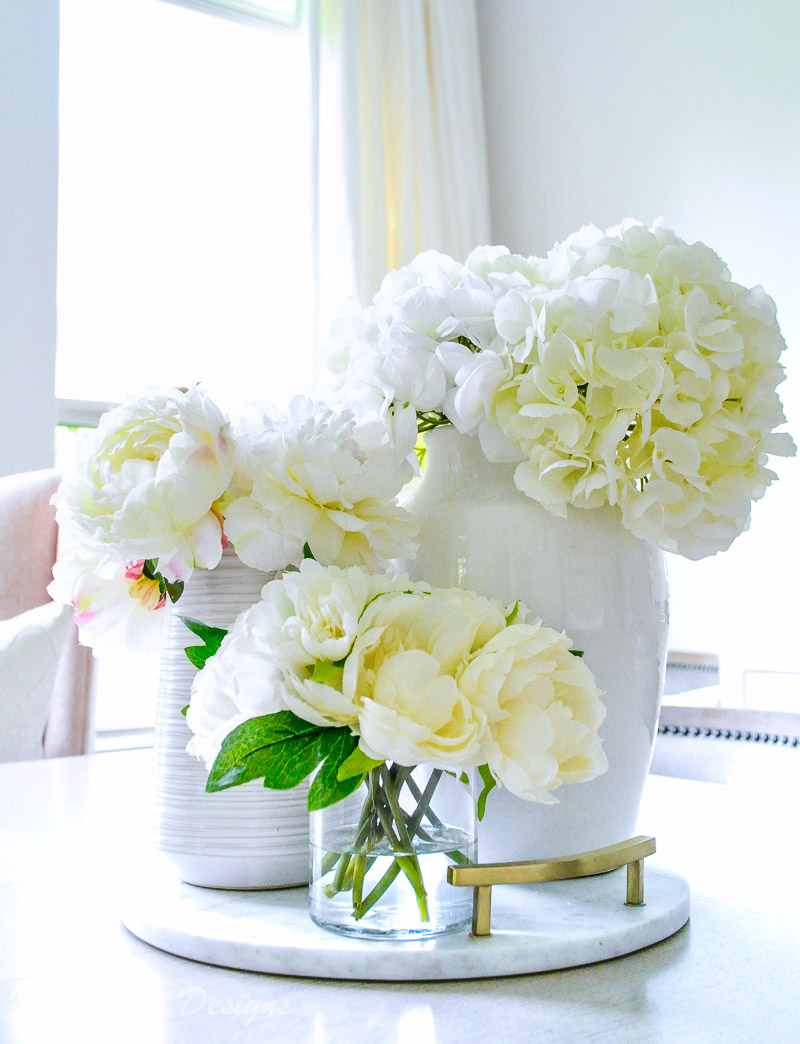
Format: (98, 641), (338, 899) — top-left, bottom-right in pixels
(0, 468), (94, 761)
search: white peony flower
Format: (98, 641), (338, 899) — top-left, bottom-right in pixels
(279, 561), (371, 663)
(47, 547), (165, 650)
(185, 559), (609, 804)
(224, 398), (418, 572)
(53, 385), (234, 583)
(458, 622), (607, 803)
(355, 648), (487, 767)
(185, 597), (287, 767)
(346, 587), (506, 766)
(184, 563), (424, 762)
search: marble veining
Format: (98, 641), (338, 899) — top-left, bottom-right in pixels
(120, 857), (689, 981)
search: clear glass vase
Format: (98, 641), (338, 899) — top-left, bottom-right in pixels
(309, 764), (477, 939)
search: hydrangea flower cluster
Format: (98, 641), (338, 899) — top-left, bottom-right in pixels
(327, 222), (795, 558)
(187, 560), (607, 805)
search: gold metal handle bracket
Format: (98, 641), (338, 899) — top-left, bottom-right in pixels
(447, 834), (656, 937)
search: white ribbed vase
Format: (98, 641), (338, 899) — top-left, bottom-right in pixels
(403, 427), (669, 862)
(153, 548), (309, 888)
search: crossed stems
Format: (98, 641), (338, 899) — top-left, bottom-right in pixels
(321, 764), (469, 922)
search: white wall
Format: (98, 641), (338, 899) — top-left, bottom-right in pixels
(477, 0), (800, 704)
(0, 1), (59, 478)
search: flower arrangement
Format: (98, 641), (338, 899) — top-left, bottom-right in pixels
(185, 559), (606, 928)
(47, 217), (793, 936)
(326, 221), (795, 559)
(49, 390), (416, 647)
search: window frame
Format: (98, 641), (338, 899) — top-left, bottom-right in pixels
(159, 0), (301, 31)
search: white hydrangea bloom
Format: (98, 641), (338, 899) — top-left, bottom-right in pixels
(325, 247), (541, 457)
(491, 222), (794, 557)
(328, 224), (793, 559)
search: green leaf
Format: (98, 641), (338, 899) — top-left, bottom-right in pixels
(180, 704), (189, 716)
(476, 763), (497, 822)
(336, 745), (383, 782)
(302, 542), (315, 560)
(141, 559), (159, 580)
(165, 579), (184, 604)
(180, 616), (228, 670)
(570, 649), (584, 658)
(444, 769), (472, 786)
(205, 711), (331, 793)
(505, 601), (519, 626)
(310, 660), (345, 686)
(185, 647), (210, 670)
(181, 616), (228, 645)
(308, 730), (362, 811)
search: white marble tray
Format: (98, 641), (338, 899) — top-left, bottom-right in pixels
(120, 857), (689, 981)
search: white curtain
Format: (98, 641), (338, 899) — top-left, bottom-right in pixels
(310, 0), (492, 326)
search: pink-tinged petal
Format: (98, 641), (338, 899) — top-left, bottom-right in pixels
(124, 559), (145, 581)
(157, 550), (195, 584)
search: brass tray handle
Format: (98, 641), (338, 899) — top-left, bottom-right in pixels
(447, 834), (656, 937)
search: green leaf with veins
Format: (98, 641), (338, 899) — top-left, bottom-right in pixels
(308, 730), (362, 810)
(206, 711), (332, 793)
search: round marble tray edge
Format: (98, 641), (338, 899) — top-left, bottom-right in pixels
(119, 856), (690, 982)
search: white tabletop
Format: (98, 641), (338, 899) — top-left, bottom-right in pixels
(1, 749), (798, 1043)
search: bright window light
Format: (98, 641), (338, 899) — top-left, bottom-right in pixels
(58, 0), (314, 743)
(57, 0), (313, 416)
(163, 0), (301, 28)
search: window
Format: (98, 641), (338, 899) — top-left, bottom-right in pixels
(57, 0), (313, 414)
(57, 0), (314, 744)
